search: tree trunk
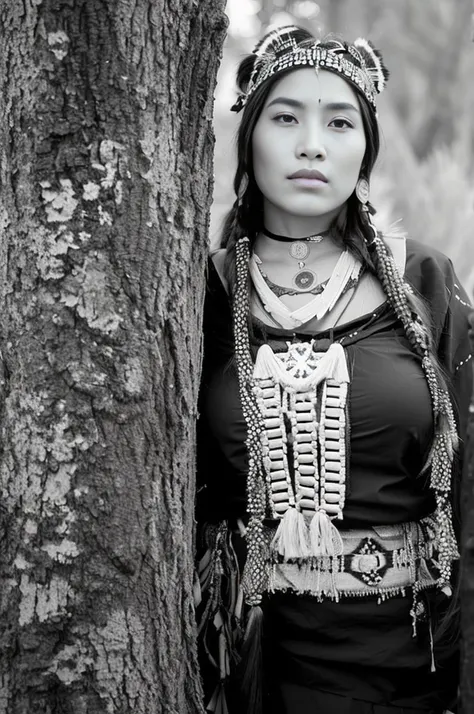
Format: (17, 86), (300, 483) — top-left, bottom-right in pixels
(461, 311), (474, 713)
(0, 1), (227, 712)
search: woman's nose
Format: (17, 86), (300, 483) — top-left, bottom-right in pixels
(297, 127), (327, 160)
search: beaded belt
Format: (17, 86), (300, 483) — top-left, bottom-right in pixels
(267, 517), (439, 602)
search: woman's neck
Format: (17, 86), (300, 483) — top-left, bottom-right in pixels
(254, 231), (342, 263)
(262, 203), (340, 240)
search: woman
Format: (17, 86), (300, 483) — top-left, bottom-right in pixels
(196, 25), (472, 714)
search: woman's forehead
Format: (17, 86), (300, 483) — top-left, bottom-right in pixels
(265, 68), (360, 107)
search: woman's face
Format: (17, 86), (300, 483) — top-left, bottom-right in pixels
(251, 68), (367, 230)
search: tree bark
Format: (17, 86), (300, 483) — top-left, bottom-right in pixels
(462, 311), (474, 713)
(0, 1), (227, 712)
(463, 25), (474, 714)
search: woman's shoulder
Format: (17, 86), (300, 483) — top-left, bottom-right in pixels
(205, 248), (229, 298)
(404, 236), (471, 350)
(209, 248), (229, 294)
(381, 233), (456, 304)
(202, 250), (234, 363)
(405, 237), (454, 272)
(402, 237), (460, 300)
(204, 250), (232, 330)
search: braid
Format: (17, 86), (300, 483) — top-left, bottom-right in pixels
(369, 228), (427, 353)
(221, 175), (263, 292)
(234, 237), (269, 606)
(220, 199), (245, 292)
(366, 217), (459, 590)
(215, 181), (271, 610)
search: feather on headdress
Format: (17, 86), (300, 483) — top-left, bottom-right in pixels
(232, 26), (389, 113)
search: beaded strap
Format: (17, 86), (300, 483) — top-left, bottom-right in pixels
(253, 368), (348, 525)
(254, 378), (295, 516)
(234, 238), (269, 605)
(371, 234), (459, 588)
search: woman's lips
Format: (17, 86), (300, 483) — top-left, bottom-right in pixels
(290, 177), (328, 188)
(288, 169), (328, 188)
(289, 169), (328, 181)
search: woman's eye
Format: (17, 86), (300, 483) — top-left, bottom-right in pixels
(330, 117), (353, 129)
(274, 113), (297, 124)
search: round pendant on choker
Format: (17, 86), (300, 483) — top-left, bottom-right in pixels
(289, 241), (310, 260)
(293, 269), (317, 291)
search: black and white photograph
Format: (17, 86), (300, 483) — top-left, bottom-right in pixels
(0, 2), (472, 713)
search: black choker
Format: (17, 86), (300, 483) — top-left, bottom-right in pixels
(262, 227), (329, 242)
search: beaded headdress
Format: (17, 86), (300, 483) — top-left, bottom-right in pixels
(231, 26), (389, 113)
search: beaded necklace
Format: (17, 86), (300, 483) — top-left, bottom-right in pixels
(253, 340), (348, 558)
(253, 253), (362, 298)
(235, 237), (352, 597)
(234, 235), (459, 614)
(261, 227), (328, 290)
(249, 250), (362, 330)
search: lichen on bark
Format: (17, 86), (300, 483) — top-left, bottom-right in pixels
(0, 0), (227, 711)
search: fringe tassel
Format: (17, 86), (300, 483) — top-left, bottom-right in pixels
(271, 507), (310, 559)
(253, 343), (280, 380)
(197, 523), (243, 710)
(441, 584), (452, 598)
(324, 343), (350, 383)
(206, 683), (230, 714)
(193, 569), (203, 607)
(240, 605), (264, 714)
(418, 557), (432, 585)
(428, 617), (436, 673)
(310, 510), (344, 556)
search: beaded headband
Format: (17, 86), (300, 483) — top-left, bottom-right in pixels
(231, 26), (389, 113)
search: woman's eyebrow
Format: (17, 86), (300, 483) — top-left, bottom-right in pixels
(266, 96), (304, 109)
(324, 101), (360, 113)
(266, 97), (360, 113)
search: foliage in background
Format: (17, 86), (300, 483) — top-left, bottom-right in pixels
(212, 0), (474, 294)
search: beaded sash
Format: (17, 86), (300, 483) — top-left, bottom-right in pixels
(269, 518), (439, 607)
(253, 339), (349, 559)
(196, 513), (442, 713)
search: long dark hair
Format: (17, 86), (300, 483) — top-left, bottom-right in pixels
(220, 29), (380, 284)
(220, 27), (460, 647)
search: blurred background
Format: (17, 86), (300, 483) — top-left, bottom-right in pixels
(211, 0), (474, 296)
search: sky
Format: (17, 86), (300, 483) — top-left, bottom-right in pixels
(226, 0), (321, 39)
